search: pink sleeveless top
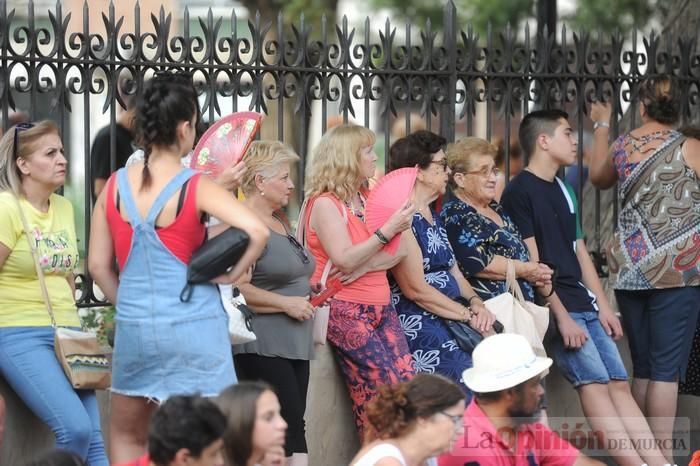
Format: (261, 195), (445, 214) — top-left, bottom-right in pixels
(306, 193), (390, 306)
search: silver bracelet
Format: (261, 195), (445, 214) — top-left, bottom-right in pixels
(593, 120), (610, 131)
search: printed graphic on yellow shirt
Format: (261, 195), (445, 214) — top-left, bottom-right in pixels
(30, 226), (79, 274)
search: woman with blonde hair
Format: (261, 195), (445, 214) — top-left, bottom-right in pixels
(233, 140), (316, 466)
(302, 124), (415, 438)
(0, 121), (108, 464)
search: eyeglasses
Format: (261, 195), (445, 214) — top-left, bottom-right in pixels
(13, 122), (36, 160)
(430, 158), (449, 170)
(463, 166), (501, 178)
(437, 411), (464, 428)
(286, 234), (310, 264)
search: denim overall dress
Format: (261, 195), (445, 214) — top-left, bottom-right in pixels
(110, 167), (236, 400)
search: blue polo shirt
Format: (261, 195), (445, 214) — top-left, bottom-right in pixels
(501, 170), (597, 313)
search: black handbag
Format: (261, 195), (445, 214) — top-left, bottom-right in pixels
(444, 297), (504, 353)
(180, 226), (250, 302)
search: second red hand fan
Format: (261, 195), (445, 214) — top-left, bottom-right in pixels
(364, 167), (418, 255)
(190, 112), (263, 178)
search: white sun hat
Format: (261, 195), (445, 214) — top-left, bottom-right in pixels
(462, 333), (552, 393)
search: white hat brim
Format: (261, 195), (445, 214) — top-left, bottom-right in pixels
(463, 356), (553, 393)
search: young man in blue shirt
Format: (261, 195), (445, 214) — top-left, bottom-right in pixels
(501, 109), (670, 466)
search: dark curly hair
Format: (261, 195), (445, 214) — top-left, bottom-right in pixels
(24, 450), (85, 466)
(639, 75), (680, 125)
(366, 373), (465, 439)
(135, 71), (200, 190)
(148, 395), (226, 466)
(388, 130), (447, 171)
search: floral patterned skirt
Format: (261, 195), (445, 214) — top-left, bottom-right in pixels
(326, 299), (415, 439)
(395, 299), (473, 396)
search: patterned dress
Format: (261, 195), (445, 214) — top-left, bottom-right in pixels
(441, 198), (534, 301)
(390, 212), (473, 392)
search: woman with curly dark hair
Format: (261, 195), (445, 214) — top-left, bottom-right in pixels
(350, 373), (466, 466)
(88, 72), (268, 463)
(388, 131), (495, 391)
(589, 75), (700, 460)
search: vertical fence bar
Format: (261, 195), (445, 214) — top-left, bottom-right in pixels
(28, 1), (36, 118)
(81, 0), (93, 303)
(320, 14), (328, 135)
(440, 1), (456, 142)
(231, 9), (239, 114)
(0, 0), (8, 130)
(277, 12), (284, 142)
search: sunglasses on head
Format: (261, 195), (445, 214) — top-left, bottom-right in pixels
(13, 122), (36, 160)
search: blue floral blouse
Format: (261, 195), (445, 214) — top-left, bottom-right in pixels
(440, 198), (534, 301)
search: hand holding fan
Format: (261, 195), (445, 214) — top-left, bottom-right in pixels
(190, 112), (263, 178)
(364, 167), (419, 255)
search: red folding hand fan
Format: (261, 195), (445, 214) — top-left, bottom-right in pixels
(364, 167), (418, 255)
(190, 112), (263, 178)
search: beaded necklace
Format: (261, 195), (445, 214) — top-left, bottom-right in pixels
(345, 192), (366, 221)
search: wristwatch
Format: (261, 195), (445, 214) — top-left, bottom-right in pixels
(593, 120), (610, 131)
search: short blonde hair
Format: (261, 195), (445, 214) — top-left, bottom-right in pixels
(240, 141), (300, 196)
(446, 137), (498, 188)
(304, 124), (375, 202)
(0, 120), (59, 196)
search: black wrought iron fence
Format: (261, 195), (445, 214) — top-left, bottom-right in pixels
(2, 0), (699, 306)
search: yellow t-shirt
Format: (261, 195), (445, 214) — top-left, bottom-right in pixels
(0, 191), (81, 327)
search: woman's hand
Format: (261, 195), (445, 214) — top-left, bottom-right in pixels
(468, 300), (496, 334)
(590, 101), (612, 124)
(380, 200), (416, 239)
(516, 261), (552, 287)
(259, 445), (285, 466)
(284, 296), (315, 321)
(215, 161), (247, 192)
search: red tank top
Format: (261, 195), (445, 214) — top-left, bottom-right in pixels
(104, 172), (206, 270)
(306, 193), (390, 305)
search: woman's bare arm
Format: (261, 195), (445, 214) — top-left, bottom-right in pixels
(88, 190), (119, 304)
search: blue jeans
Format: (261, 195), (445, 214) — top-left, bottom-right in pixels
(550, 311), (628, 387)
(0, 326), (108, 466)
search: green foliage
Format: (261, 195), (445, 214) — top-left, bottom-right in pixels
(78, 306), (116, 348)
(564, 0), (654, 34)
(464, 0), (534, 37)
(367, 0), (533, 36)
(282, 0), (339, 28)
(62, 181), (86, 260)
(367, 0), (655, 36)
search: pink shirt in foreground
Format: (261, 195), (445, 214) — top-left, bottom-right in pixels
(439, 400), (580, 466)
